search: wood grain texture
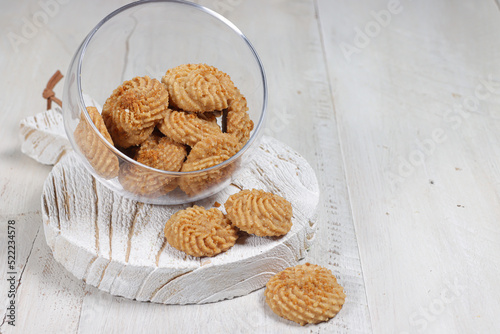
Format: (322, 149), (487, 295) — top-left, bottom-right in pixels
(19, 107), (70, 165)
(318, 0), (500, 332)
(0, 212), (89, 334)
(41, 136), (319, 304)
(0, 213), (41, 330)
(230, 0), (373, 331)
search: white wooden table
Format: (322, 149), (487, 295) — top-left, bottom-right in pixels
(1, 0), (499, 333)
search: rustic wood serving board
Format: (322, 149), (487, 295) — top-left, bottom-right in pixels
(22, 109), (319, 304)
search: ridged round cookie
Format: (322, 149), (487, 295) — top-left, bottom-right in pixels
(74, 107), (119, 179)
(102, 76), (169, 148)
(225, 189), (292, 237)
(162, 64), (236, 112)
(179, 133), (241, 196)
(135, 134), (187, 172)
(265, 263), (346, 326)
(157, 108), (222, 147)
(226, 89), (254, 146)
(164, 205), (239, 257)
(118, 134), (186, 197)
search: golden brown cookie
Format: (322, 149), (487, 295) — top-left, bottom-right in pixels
(164, 205), (238, 257)
(157, 108), (222, 147)
(179, 133), (241, 196)
(135, 134), (187, 172)
(118, 134), (186, 197)
(265, 263), (346, 326)
(102, 76), (169, 148)
(225, 189), (292, 237)
(162, 64), (236, 112)
(226, 88), (254, 146)
(74, 107), (119, 179)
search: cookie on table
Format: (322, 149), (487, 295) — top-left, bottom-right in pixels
(162, 64), (236, 112)
(265, 263), (346, 326)
(157, 108), (222, 147)
(179, 133), (241, 196)
(102, 76), (169, 148)
(225, 189), (292, 237)
(164, 205), (239, 257)
(74, 106), (119, 179)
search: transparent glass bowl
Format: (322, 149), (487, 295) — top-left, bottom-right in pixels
(62, 0), (267, 205)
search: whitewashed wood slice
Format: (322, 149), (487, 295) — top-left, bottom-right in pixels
(19, 107), (71, 165)
(18, 96), (102, 165)
(41, 136), (319, 304)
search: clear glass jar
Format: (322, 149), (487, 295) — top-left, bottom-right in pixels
(62, 0), (267, 205)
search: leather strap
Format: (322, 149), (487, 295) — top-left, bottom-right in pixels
(43, 70), (64, 109)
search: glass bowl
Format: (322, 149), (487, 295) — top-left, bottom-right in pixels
(62, 0), (267, 205)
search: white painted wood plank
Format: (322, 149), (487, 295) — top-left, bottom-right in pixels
(225, 0), (373, 331)
(0, 213), (40, 330)
(0, 215), (86, 334)
(318, 0), (500, 332)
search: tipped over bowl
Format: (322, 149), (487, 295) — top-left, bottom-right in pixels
(62, 0), (267, 205)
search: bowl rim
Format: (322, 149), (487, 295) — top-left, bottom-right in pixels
(76, 0), (267, 176)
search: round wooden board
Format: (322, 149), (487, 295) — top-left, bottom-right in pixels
(41, 135), (319, 304)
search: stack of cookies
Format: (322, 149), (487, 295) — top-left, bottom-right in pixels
(74, 64), (254, 197)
